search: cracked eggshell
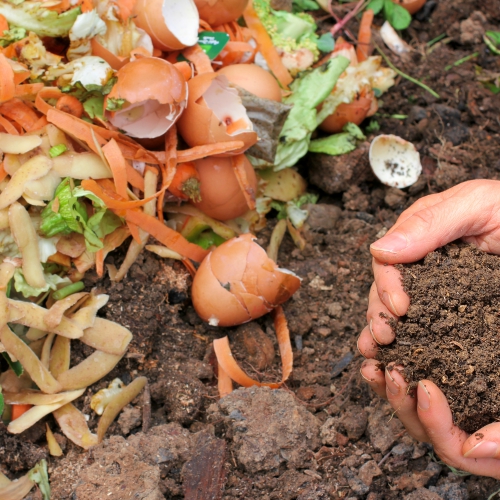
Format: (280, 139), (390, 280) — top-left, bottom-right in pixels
(176, 73), (257, 155)
(369, 134), (422, 188)
(194, 0), (249, 26)
(191, 234), (301, 327)
(392, 0), (427, 15)
(192, 155), (257, 221)
(104, 57), (187, 139)
(133, 0), (199, 51)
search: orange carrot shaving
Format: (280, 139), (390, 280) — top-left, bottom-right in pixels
(0, 98), (41, 131)
(232, 154), (256, 210)
(126, 164), (145, 191)
(35, 87), (64, 115)
(0, 14), (8, 34)
(102, 139), (129, 199)
(153, 141), (245, 164)
(0, 115), (18, 135)
(198, 19), (213, 32)
(173, 61), (192, 81)
(95, 249), (105, 277)
(0, 163), (7, 183)
(0, 54), (15, 103)
(11, 404), (32, 421)
(124, 209), (209, 263)
(31, 115), (49, 131)
(56, 95), (84, 118)
(181, 44), (214, 75)
(217, 364), (233, 398)
(243, 1), (292, 88)
(356, 9), (374, 63)
(127, 220), (142, 244)
(15, 82), (44, 96)
(80, 0), (93, 12)
(157, 126), (178, 222)
(81, 179), (165, 213)
(213, 305), (292, 391)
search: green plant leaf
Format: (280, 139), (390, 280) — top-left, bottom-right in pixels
(316, 32), (334, 52)
(389, 3), (412, 30)
(366, 0), (384, 15)
(2, 352), (23, 376)
(292, 0), (320, 12)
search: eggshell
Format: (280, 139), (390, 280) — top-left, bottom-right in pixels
(191, 234), (301, 327)
(177, 73), (257, 155)
(192, 155), (257, 221)
(369, 134), (422, 188)
(319, 91), (374, 133)
(133, 0), (199, 51)
(217, 64), (282, 102)
(194, 0), (249, 26)
(392, 0), (427, 15)
(105, 57), (188, 139)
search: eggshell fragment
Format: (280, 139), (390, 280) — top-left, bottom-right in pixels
(177, 73), (257, 155)
(133, 0), (199, 51)
(191, 234), (300, 327)
(194, 0), (249, 26)
(369, 134), (422, 188)
(217, 64), (282, 102)
(192, 154), (257, 221)
(105, 57), (187, 139)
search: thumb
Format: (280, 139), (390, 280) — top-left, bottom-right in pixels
(370, 184), (499, 264)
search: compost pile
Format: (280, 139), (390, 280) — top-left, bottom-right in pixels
(0, 0), (498, 498)
(378, 243), (500, 434)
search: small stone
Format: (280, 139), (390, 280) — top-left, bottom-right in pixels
(357, 460), (382, 486)
(405, 489), (444, 500)
(336, 433), (349, 447)
(327, 302), (343, 318)
(340, 405), (368, 441)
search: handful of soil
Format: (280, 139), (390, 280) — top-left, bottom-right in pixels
(377, 243), (500, 433)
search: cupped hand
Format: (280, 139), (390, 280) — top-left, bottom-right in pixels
(359, 179), (500, 479)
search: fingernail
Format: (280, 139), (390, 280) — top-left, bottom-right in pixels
(386, 369), (400, 395)
(369, 319), (382, 345)
(371, 232), (409, 254)
(360, 366), (372, 383)
(382, 291), (401, 316)
(418, 381), (430, 410)
(463, 441), (499, 459)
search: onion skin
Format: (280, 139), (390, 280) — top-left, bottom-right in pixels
(392, 0), (427, 14)
(192, 155), (257, 220)
(217, 64), (282, 102)
(194, 0), (249, 26)
(191, 234), (301, 327)
(319, 91), (374, 134)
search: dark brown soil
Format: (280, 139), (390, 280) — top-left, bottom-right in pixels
(378, 243), (500, 433)
(2, 0), (500, 498)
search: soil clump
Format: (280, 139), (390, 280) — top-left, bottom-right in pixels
(378, 243), (500, 433)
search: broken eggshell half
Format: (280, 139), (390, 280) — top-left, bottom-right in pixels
(194, 0), (249, 27)
(191, 233), (301, 327)
(104, 57), (187, 139)
(369, 134), (422, 188)
(132, 0), (199, 51)
(177, 73), (257, 155)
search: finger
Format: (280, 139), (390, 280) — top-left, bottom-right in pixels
(462, 422), (500, 459)
(372, 262), (410, 317)
(417, 380), (500, 478)
(385, 366), (429, 442)
(366, 282), (398, 344)
(360, 358), (386, 398)
(370, 180), (500, 264)
(357, 325), (378, 358)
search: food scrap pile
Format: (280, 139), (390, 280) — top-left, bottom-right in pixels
(0, 0), (409, 493)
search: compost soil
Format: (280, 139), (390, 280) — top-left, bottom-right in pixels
(2, 0), (500, 498)
(378, 243), (500, 434)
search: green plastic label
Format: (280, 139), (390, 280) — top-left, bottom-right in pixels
(178, 31), (230, 62)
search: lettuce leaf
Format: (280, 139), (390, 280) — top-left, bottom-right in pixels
(40, 178), (123, 252)
(0, 2), (80, 38)
(308, 123), (366, 156)
(13, 268), (70, 299)
(274, 56), (350, 170)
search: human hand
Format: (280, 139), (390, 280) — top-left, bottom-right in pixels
(358, 179), (500, 479)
